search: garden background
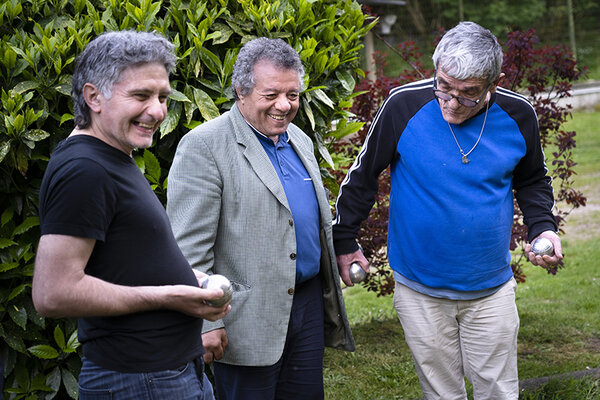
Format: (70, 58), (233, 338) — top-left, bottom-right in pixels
(0, 0), (598, 399)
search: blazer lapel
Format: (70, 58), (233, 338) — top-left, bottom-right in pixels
(230, 105), (290, 210)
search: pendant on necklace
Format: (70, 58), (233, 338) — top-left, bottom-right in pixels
(462, 155), (470, 164)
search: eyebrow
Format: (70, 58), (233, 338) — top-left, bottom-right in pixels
(259, 89), (299, 95)
(129, 87), (172, 96)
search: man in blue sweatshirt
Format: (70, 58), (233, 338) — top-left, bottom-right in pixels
(333, 21), (563, 400)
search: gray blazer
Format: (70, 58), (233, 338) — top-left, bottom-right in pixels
(167, 103), (355, 366)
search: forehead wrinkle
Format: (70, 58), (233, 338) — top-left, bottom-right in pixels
(437, 76), (480, 92)
(257, 86), (299, 94)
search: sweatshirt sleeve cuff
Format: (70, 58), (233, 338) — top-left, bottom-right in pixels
(528, 222), (558, 242)
(333, 238), (360, 255)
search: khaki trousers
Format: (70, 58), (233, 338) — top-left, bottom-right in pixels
(393, 278), (519, 400)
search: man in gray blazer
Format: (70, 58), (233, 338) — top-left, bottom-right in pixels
(167, 38), (354, 400)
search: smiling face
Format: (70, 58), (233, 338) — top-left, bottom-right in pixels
(435, 68), (497, 125)
(84, 62), (171, 155)
(236, 60), (300, 142)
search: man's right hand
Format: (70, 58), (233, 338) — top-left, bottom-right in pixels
(166, 284), (230, 321)
(337, 249), (369, 287)
(202, 328), (229, 363)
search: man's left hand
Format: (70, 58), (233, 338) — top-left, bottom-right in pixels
(525, 230), (563, 268)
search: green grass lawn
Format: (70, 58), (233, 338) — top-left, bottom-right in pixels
(324, 110), (600, 399)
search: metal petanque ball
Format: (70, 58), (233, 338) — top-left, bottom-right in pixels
(531, 237), (554, 256)
(349, 262), (367, 283)
(201, 274), (233, 307)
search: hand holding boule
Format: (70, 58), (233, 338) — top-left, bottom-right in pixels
(349, 262), (367, 283)
(200, 274), (232, 307)
(531, 237), (554, 257)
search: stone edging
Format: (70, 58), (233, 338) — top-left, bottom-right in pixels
(519, 367), (600, 392)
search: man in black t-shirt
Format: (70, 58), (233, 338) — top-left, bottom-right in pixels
(33, 31), (229, 400)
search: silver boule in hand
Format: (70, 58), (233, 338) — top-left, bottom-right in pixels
(531, 237), (554, 256)
(200, 274), (233, 307)
(349, 262), (367, 283)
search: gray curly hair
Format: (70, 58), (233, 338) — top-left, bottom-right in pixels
(231, 37), (305, 100)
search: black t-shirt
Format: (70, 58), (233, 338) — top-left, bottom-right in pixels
(39, 135), (203, 372)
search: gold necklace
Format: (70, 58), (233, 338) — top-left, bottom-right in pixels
(447, 101), (489, 164)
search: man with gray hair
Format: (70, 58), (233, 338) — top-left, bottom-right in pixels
(33, 30), (229, 399)
(333, 21), (562, 399)
(167, 37), (354, 399)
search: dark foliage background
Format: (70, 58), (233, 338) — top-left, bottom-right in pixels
(0, 1), (374, 398)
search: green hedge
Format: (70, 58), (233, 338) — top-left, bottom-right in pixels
(0, 1), (375, 398)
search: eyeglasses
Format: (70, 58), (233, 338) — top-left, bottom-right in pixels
(433, 76), (490, 108)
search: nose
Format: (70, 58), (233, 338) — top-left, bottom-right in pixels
(274, 95), (292, 113)
(147, 96), (167, 122)
(446, 93), (462, 108)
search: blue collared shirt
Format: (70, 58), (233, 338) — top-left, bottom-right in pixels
(253, 130), (321, 283)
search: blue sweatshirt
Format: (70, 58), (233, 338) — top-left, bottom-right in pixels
(333, 78), (557, 292)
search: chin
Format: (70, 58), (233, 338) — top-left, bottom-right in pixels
(266, 127), (287, 136)
(442, 113), (467, 125)
(137, 134), (156, 147)
(134, 140), (154, 150)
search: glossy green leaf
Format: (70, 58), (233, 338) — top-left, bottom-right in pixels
(302, 97), (316, 131)
(199, 47), (222, 76)
(28, 345), (59, 360)
(0, 141), (11, 163)
(160, 101), (182, 138)
(0, 262), (19, 273)
(193, 88), (220, 121)
(315, 135), (334, 169)
(61, 368), (78, 399)
(54, 84), (71, 96)
(336, 69), (356, 93)
(0, 238), (17, 249)
(54, 325), (66, 351)
(12, 216), (39, 236)
(168, 88), (191, 102)
(311, 88), (335, 109)
(143, 150), (161, 183)
(328, 120), (363, 140)
(8, 304), (27, 329)
(22, 129), (50, 142)
(8, 283), (28, 301)
(30, 371), (53, 392)
(65, 329), (81, 352)
(60, 113), (74, 125)
(134, 154), (145, 172)
(212, 23), (234, 44)
(13, 81), (39, 94)
(45, 366), (61, 397)
(1, 206), (14, 226)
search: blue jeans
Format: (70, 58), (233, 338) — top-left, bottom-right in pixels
(78, 357), (215, 400)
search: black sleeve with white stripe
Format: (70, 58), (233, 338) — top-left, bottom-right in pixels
(497, 88), (558, 240)
(332, 80), (434, 255)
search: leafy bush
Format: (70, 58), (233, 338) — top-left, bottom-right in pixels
(332, 28), (587, 296)
(0, 0), (375, 398)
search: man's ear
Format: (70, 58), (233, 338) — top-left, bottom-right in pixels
(82, 83), (102, 113)
(491, 72), (506, 93)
